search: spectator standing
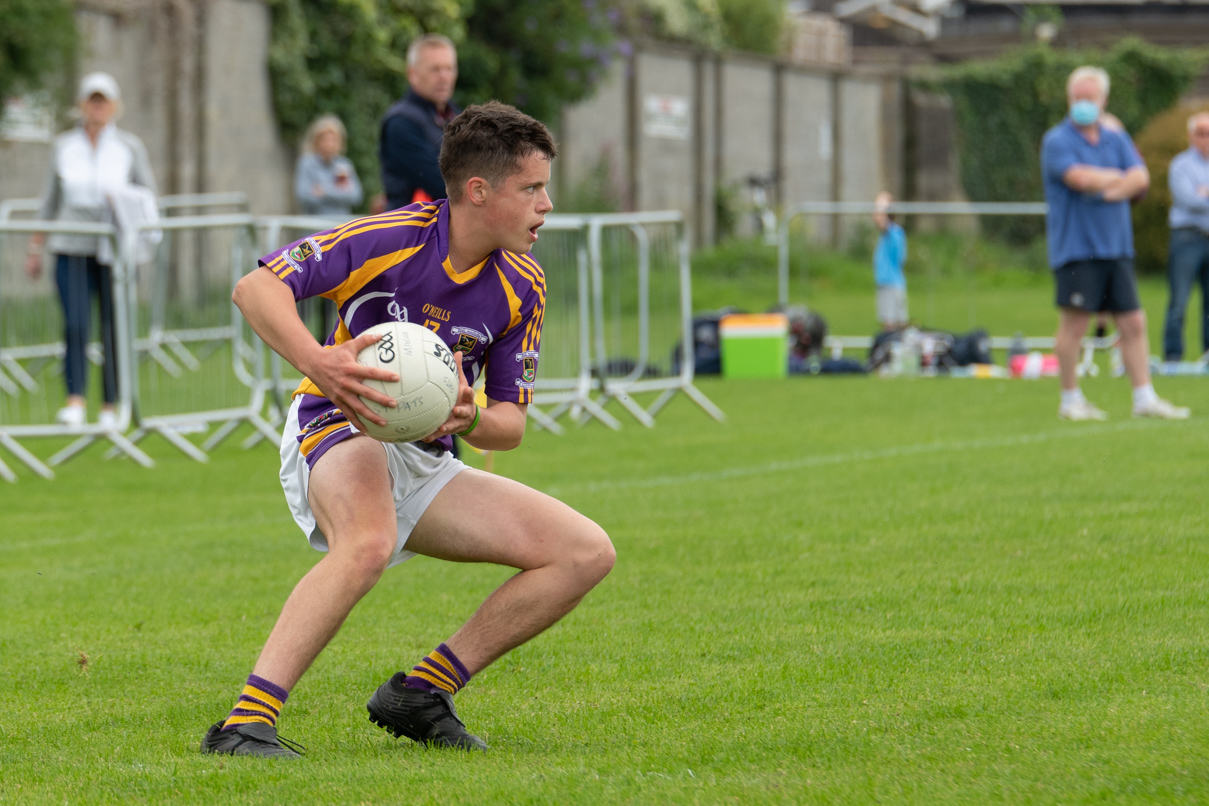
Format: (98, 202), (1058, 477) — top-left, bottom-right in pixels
(1041, 65), (1187, 420)
(872, 191), (908, 331)
(24, 72), (158, 429)
(378, 34), (460, 211)
(1162, 111), (1209, 362)
(294, 115), (362, 217)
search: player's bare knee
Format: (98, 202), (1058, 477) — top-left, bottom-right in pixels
(332, 530), (396, 579)
(565, 520), (614, 588)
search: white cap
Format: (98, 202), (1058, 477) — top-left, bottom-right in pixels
(78, 72), (120, 102)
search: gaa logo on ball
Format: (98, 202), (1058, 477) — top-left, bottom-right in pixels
(356, 322), (459, 442)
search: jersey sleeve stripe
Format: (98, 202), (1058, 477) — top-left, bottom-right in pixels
(313, 207), (437, 249)
(321, 244), (426, 309)
(262, 210), (428, 272)
(494, 266), (524, 336)
(261, 207), (439, 273)
(521, 283), (546, 353)
(522, 309), (538, 354)
(501, 252), (547, 298)
(500, 252), (546, 314)
(318, 215), (438, 255)
(517, 253), (547, 293)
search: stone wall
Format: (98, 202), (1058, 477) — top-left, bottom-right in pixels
(0, 0), (292, 214)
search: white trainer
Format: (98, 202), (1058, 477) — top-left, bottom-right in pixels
(55, 404), (86, 428)
(1059, 399), (1108, 421)
(97, 409), (119, 430)
(1133, 397), (1190, 419)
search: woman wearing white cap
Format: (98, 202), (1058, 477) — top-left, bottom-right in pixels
(25, 72), (158, 429)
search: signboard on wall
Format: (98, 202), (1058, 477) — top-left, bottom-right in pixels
(1, 96), (54, 143)
(644, 94), (690, 140)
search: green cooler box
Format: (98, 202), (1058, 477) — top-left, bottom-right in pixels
(719, 313), (788, 379)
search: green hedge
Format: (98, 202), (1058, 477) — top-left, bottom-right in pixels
(0, 0), (75, 104)
(926, 38), (1203, 249)
(1132, 102), (1209, 274)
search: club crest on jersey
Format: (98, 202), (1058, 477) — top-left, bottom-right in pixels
(288, 237), (322, 264)
(302, 408), (341, 434)
(280, 249), (304, 274)
(452, 325), (487, 353)
(516, 350), (539, 383)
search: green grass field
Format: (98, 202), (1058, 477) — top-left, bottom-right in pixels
(2, 369), (1208, 803)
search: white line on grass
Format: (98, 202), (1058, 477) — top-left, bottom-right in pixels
(545, 419), (1180, 497)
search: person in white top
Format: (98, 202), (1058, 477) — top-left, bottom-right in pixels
(25, 72), (158, 429)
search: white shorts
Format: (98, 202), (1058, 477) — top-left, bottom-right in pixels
(876, 286), (908, 325)
(279, 397), (467, 568)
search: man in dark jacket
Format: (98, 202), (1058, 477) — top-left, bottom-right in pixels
(379, 34), (460, 211)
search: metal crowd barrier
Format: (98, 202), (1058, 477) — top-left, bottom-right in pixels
(585, 212), (723, 426)
(529, 212), (723, 430)
(0, 192), (250, 223)
(0, 206), (725, 480)
(0, 219), (154, 479)
(102, 214), (279, 464)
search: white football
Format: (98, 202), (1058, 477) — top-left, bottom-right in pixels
(356, 322), (459, 442)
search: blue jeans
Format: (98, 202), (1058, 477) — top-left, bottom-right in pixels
(1163, 228), (1209, 360)
(55, 254), (118, 403)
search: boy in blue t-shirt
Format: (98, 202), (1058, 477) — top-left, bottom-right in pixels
(872, 191), (908, 331)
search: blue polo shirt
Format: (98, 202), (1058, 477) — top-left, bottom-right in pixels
(1041, 118), (1144, 269)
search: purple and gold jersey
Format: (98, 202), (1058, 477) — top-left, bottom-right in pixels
(260, 201), (545, 466)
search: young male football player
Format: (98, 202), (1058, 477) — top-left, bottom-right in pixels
(201, 102), (615, 757)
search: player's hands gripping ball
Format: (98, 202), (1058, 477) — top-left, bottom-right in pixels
(354, 322), (459, 442)
(423, 351), (477, 442)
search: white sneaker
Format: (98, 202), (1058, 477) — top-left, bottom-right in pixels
(97, 409), (119, 430)
(1059, 399), (1108, 421)
(55, 404), (86, 428)
(1133, 397), (1190, 419)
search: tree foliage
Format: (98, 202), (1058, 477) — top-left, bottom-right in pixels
(717, 0), (785, 56)
(632, 0), (786, 55)
(926, 39), (1203, 244)
(0, 0), (76, 104)
(267, 0), (626, 207)
(266, 0), (464, 204)
(456, 0), (626, 128)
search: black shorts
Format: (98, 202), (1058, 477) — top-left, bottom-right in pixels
(1053, 258), (1141, 313)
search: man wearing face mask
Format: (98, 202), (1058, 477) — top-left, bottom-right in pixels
(1041, 65), (1189, 420)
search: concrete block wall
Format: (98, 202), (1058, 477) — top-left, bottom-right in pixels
(635, 51), (697, 215)
(558, 41), (904, 247)
(779, 70), (835, 242)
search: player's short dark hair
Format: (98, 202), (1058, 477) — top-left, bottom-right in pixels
(439, 101), (557, 202)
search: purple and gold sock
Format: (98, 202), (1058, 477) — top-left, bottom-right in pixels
(400, 643), (470, 695)
(221, 673), (288, 731)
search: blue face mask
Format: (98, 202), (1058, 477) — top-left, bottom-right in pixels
(1070, 100), (1100, 127)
